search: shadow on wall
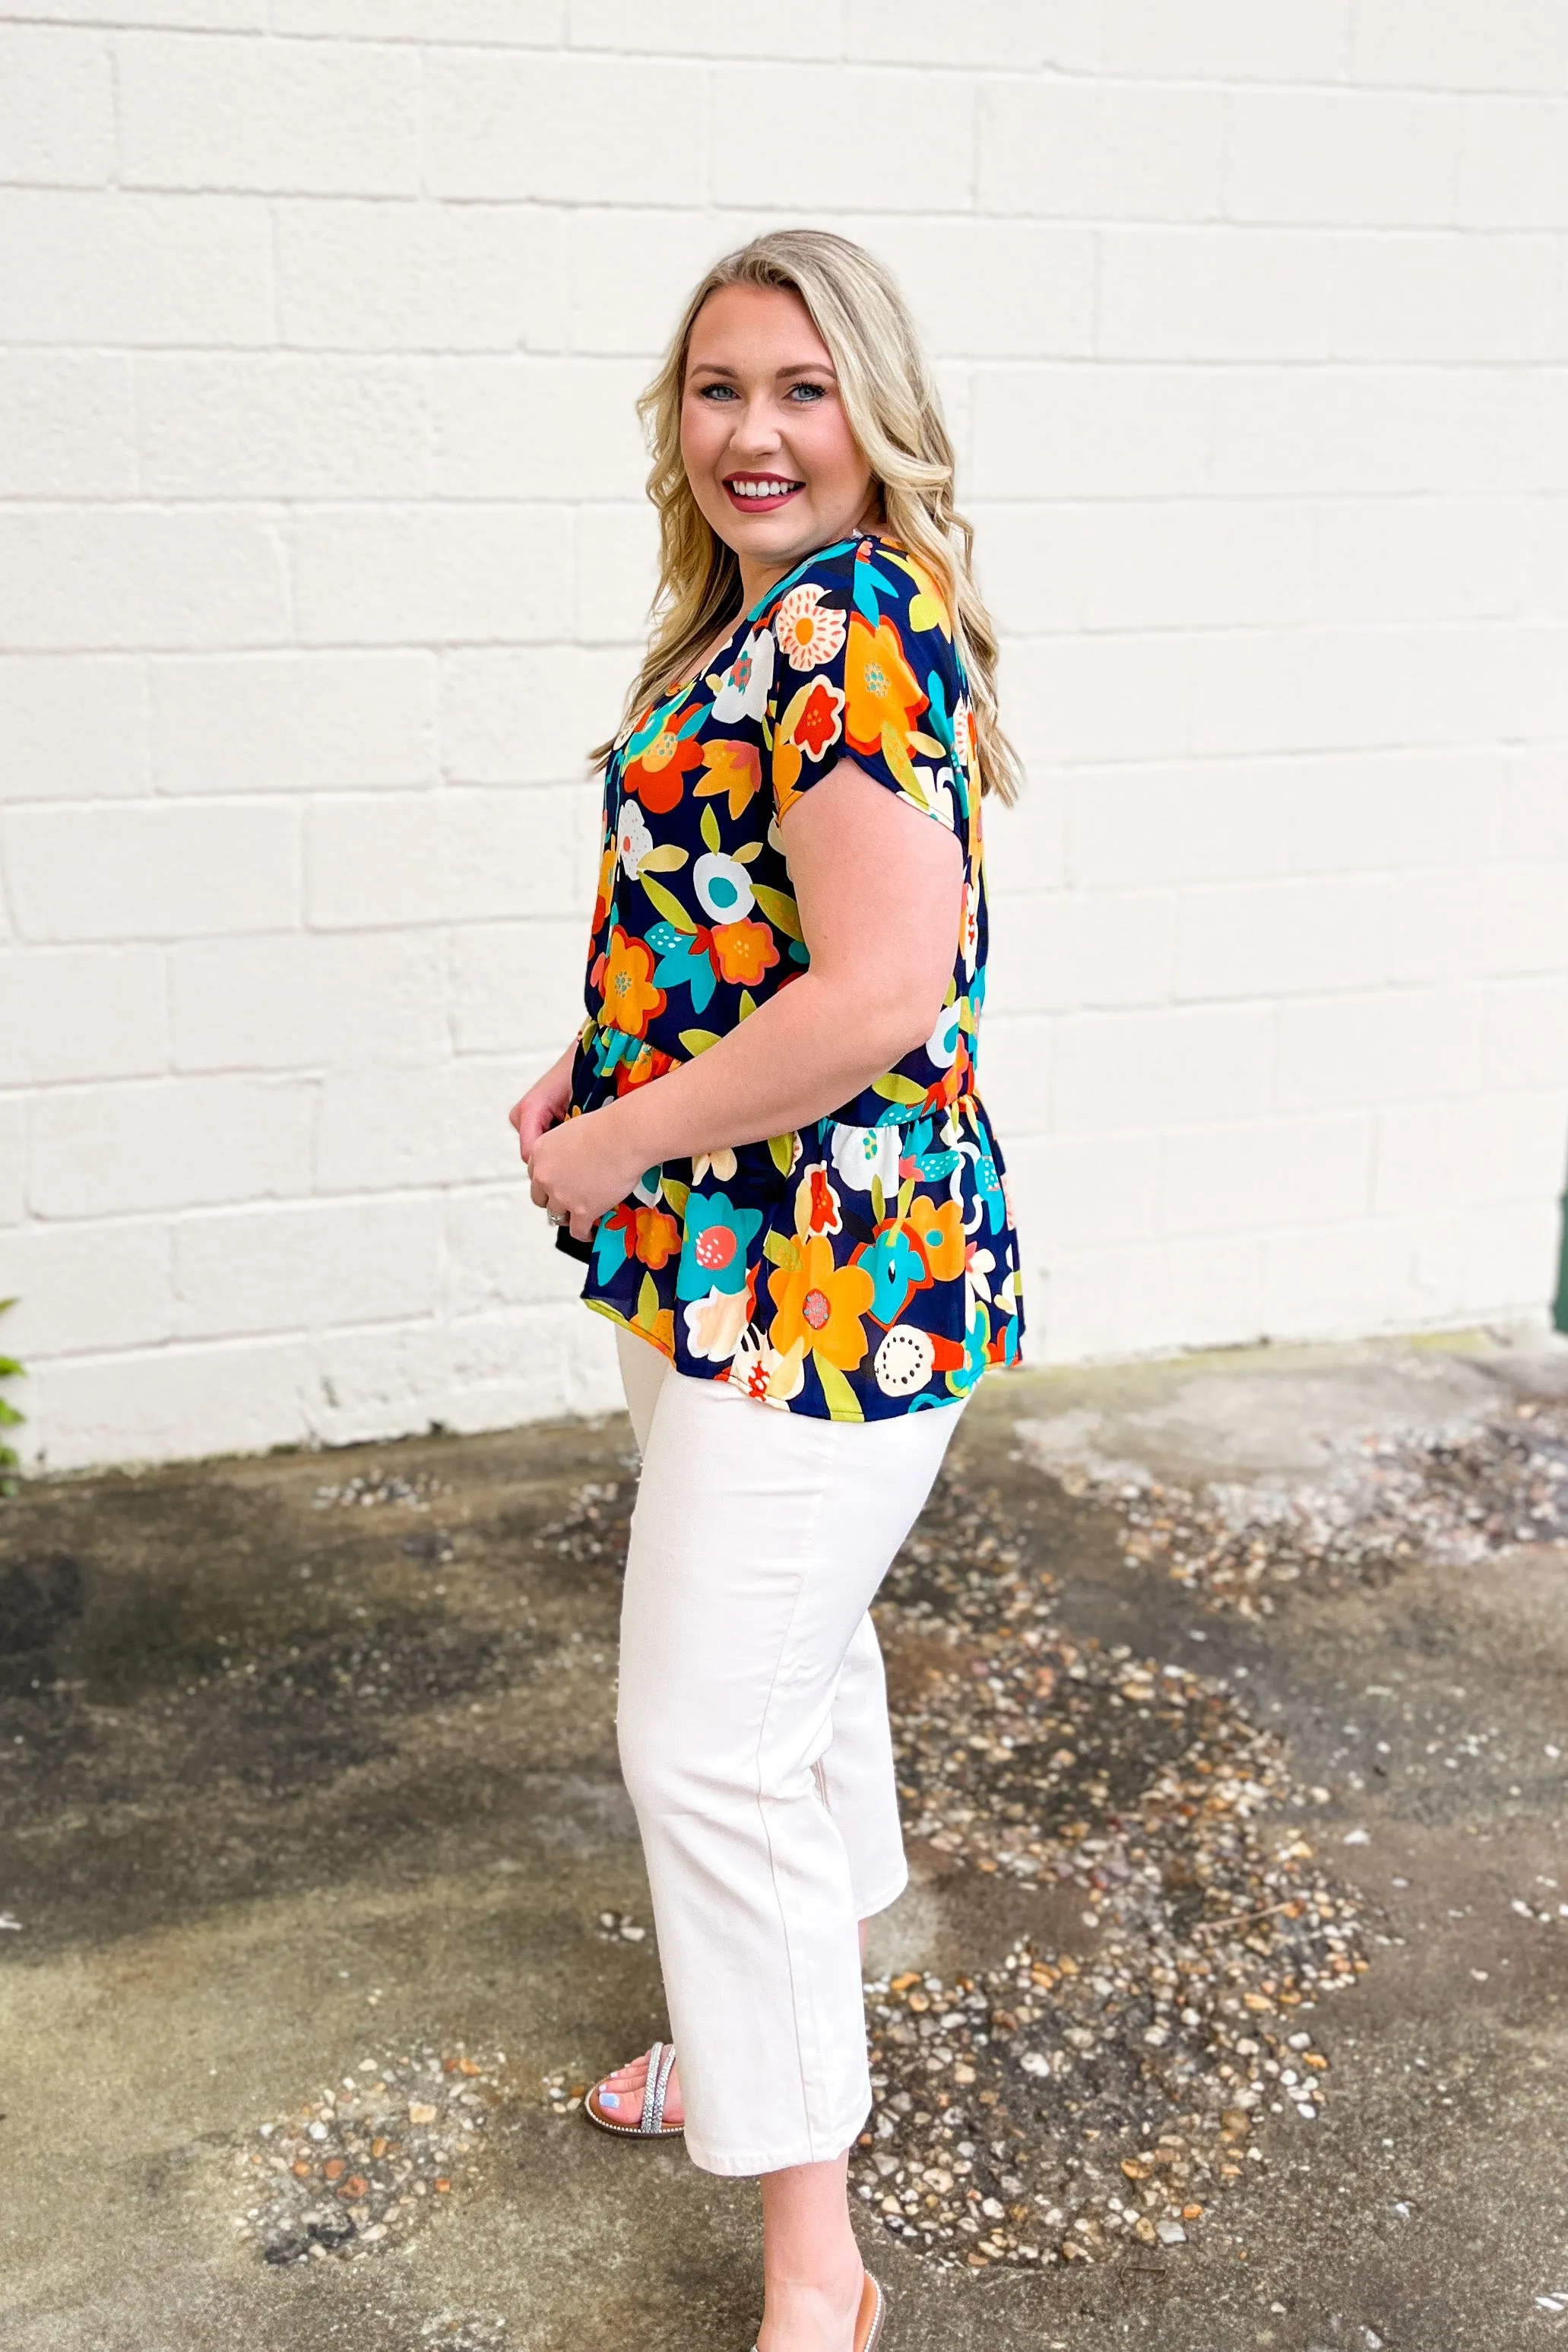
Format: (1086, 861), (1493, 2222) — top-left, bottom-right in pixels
(1557, 1156), (1568, 1336)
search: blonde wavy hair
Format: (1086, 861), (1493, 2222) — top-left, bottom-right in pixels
(595, 228), (1022, 804)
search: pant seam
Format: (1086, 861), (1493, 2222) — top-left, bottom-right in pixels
(749, 1417), (844, 2167)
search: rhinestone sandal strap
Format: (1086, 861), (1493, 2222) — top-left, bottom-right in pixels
(648, 2040), (678, 2133)
(638, 2041), (666, 2134)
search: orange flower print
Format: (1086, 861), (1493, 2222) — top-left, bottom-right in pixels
(597, 926), (665, 1038)
(793, 1162), (843, 1238)
(774, 582), (848, 673)
(844, 612), (925, 763)
(768, 1235), (874, 1372)
(710, 918), (779, 987)
(791, 677), (846, 759)
(698, 737), (762, 821)
(905, 1193), (967, 1282)
(773, 677), (846, 806)
(623, 728), (703, 814)
(635, 1206), (682, 1270)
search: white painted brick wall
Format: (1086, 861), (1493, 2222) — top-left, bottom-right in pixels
(2, 6), (1566, 1470)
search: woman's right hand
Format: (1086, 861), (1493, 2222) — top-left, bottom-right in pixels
(508, 1040), (577, 1162)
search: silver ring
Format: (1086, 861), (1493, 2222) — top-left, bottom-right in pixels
(547, 1209), (569, 1228)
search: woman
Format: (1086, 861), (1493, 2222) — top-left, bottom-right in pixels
(510, 230), (1023, 2352)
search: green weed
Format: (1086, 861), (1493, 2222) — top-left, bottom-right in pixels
(0, 1297), (24, 1495)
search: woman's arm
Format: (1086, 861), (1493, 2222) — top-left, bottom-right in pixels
(525, 760), (963, 1241)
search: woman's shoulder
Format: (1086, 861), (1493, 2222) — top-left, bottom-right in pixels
(765, 533), (959, 661)
(758, 533), (860, 626)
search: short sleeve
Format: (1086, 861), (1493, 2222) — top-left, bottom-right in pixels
(766, 539), (974, 834)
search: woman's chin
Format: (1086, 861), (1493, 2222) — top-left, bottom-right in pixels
(714, 502), (863, 566)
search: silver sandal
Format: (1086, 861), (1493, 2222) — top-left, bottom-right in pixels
(583, 2038), (683, 2138)
(749, 2271), (884, 2352)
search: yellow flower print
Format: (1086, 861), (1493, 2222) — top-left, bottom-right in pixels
(767, 1234), (874, 1373)
(597, 925), (665, 1038)
(698, 737), (762, 822)
(844, 612), (926, 784)
(904, 1193), (967, 1283)
(889, 550), (952, 640)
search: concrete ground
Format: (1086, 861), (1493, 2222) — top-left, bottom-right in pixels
(2, 1330), (1566, 2352)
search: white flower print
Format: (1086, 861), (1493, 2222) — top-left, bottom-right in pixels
(828, 1123), (903, 1196)
(693, 851), (755, 924)
(683, 1285), (749, 1364)
(874, 1324), (936, 1398)
(908, 763), (956, 830)
(773, 583), (848, 674)
(952, 696), (975, 779)
(616, 801), (654, 880)
(710, 625), (774, 724)
(959, 876), (979, 981)
(727, 1327), (806, 1406)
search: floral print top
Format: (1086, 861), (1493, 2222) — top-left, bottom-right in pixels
(561, 531), (1024, 1422)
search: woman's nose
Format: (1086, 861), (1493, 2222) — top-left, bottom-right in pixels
(730, 403), (784, 456)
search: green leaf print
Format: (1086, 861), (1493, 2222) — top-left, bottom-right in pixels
(766, 1131), (797, 1174)
(751, 884), (802, 939)
(872, 1073), (928, 1107)
(699, 804), (722, 854)
(678, 1028), (721, 1055)
(639, 873), (698, 933)
(813, 1357), (865, 1423)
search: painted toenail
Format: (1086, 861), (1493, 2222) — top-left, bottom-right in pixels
(600, 2090), (619, 2107)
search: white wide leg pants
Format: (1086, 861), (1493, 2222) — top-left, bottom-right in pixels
(614, 1326), (964, 2176)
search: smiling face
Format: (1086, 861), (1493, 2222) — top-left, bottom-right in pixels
(679, 281), (878, 604)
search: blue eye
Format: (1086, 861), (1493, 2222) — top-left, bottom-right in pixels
(788, 383), (828, 402)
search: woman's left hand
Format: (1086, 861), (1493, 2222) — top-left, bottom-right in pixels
(527, 1107), (647, 1244)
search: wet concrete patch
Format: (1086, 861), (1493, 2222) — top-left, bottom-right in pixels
(2, 1335), (1566, 2350)
(0, 1425), (635, 1956)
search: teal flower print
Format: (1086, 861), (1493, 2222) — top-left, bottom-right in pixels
(676, 1191), (764, 1301)
(859, 1223), (930, 1327)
